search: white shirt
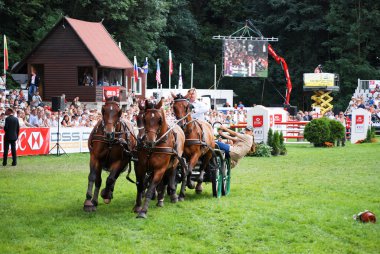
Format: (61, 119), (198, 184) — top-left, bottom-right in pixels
(190, 99), (209, 121)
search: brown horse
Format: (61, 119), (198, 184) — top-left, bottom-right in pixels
(83, 97), (137, 212)
(172, 93), (216, 200)
(134, 98), (186, 218)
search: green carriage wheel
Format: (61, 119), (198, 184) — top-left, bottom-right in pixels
(224, 158), (231, 195)
(212, 155), (223, 198)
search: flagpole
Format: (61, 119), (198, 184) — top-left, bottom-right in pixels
(214, 64), (217, 109)
(178, 63), (182, 90)
(169, 50), (172, 89)
(191, 63), (193, 89)
(145, 57), (148, 92)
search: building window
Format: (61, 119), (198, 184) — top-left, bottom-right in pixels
(78, 67), (93, 86)
(97, 68), (122, 86)
(131, 77), (142, 95)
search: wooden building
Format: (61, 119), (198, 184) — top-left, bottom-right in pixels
(13, 17), (146, 102)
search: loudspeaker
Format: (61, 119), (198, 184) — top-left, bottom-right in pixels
(52, 96), (64, 112)
(288, 106), (298, 116)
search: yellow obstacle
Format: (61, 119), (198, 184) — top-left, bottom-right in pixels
(311, 91), (333, 115)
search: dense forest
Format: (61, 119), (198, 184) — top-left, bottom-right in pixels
(1, 0), (380, 111)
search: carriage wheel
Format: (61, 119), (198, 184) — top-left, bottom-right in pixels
(220, 157), (228, 196)
(212, 154), (223, 198)
(224, 158), (231, 195)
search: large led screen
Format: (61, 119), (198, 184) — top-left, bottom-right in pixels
(223, 39), (268, 77)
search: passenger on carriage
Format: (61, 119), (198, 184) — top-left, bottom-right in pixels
(216, 125), (254, 168)
(186, 88), (209, 121)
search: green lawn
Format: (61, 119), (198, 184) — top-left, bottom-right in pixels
(1, 142), (379, 253)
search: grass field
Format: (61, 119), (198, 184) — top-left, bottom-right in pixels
(1, 142), (379, 253)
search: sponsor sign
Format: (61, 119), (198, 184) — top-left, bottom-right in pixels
(274, 114), (282, 123)
(253, 115), (263, 128)
(50, 127), (92, 153)
(0, 128), (50, 157)
(103, 87), (120, 101)
(355, 115), (364, 133)
(303, 73), (335, 87)
(269, 115), (273, 127)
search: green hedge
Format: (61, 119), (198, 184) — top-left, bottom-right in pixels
(304, 117), (345, 147)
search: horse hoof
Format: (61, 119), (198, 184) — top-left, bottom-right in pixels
(195, 183), (203, 194)
(103, 198), (111, 204)
(195, 189), (203, 194)
(187, 180), (195, 189)
(133, 206), (142, 213)
(136, 212), (147, 219)
(178, 196), (185, 202)
(83, 205), (95, 212)
(157, 201), (164, 207)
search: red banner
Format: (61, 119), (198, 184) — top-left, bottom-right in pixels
(103, 87), (120, 102)
(0, 128), (50, 157)
(253, 115), (263, 128)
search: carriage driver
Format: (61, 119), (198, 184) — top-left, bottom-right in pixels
(186, 88), (209, 121)
(216, 125), (254, 168)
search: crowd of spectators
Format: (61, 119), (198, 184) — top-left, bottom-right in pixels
(345, 91), (380, 120)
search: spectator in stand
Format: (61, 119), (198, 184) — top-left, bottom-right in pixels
(29, 108), (39, 127)
(71, 97), (81, 109)
(31, 91), (43, 107)
(238, 101), (245, 108)
(357, 100), (366, 109)
(17, 110), (33, 127)
(303, 111), (312, 121)
(61, 114), (73, 127)
(223, 102), (231, 107)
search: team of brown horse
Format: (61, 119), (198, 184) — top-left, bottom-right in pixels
(84, 94), (216, 218)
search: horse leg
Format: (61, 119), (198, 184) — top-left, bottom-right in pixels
(167, 164), (179, 203)
(91, 163), (103, 209)
(137, 167), (166, 219)
(196, 151), (213, 194)
(101, 166), (121, 204)
(83, 162), (98, 212)
(156, 178), (166, 207)
(178, 158), (188, 202)
(186, 154), (201, 190)
(133, 161), (145, 213)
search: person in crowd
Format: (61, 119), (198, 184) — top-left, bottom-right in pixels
(303, 111), (312, 121)
(337, 112), (346, 147)
(17, 110), (33, 127)
(61, 114), (73, 127)
(28, 108), (39, 127)
(216, 124), (254, 168)
(27, 69), (40, 100)
(238, 101), (245, 108)
(71, 97), (81, 109)
(3, 108), (20, 166)
(31, 91), (43, 108)
(186, 88), (209, 121)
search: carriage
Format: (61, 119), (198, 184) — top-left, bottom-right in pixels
(177, 143), (231, 198)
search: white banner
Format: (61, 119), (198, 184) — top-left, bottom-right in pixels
(50, 127), (92, 153)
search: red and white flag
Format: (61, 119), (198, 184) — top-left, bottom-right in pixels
(156, 59), (161, 84)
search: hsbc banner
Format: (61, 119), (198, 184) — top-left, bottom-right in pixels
(0, 128), (50, 157)
(50, 127), (92, 153)
(252, 115), (264, 142)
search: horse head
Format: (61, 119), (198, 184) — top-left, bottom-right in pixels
(143, 98), (166, 147)
(172, 92), (192, 128)
(102, 96), (121, 141)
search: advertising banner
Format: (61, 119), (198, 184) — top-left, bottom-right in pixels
(50, 127), (92, 153)
(223, 39), (268, 77)
(303, 73), (335, 87)
(355, 115), (364, 133)
(0, 128), (50, 157)
(102, 87), (120, 101)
